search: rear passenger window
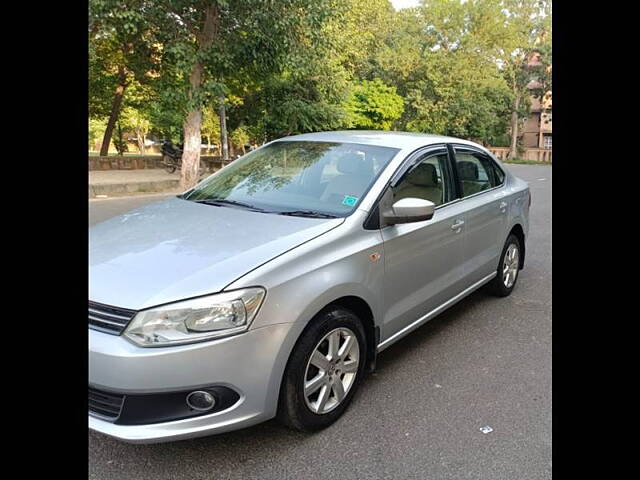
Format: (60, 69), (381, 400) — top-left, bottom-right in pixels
(492, 162), (505, 184)
(454, 151), (502, 197)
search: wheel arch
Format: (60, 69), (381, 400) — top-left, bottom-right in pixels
(325, 295), (378, 372)
(293, 293), (378, 372)
(508, 223), (526, 269)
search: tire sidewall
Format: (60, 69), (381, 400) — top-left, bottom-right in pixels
(496, 234), (521, 295)
(280, 307), (367, 431)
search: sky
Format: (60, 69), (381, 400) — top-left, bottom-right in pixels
(390, 0), (421, 10)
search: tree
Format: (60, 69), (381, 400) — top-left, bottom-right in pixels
(325, 0), (395, 79)
(89, 117), (107, 151)
(89, 0), (159, 156)
(367, 1), (513, 144)
(201, 106), (221, 154)
(121, 106), (151, 153)
(240, 67), (348, 140)
(113, 120), (128, 155)
(230, 126), (250, 155)
(487, 0), (551, 160)
(344, 78), (404, 130)
(152, 0), (335, 190)
(89, 0), (551, 167)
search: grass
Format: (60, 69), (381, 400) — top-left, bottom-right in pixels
(502, 157), (551, 165)
(89, 151), (162, 157)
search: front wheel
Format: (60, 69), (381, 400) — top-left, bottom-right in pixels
(163, 155), (177, 174)
(277, 307), (367, 432)
(487, 234), (521, 297)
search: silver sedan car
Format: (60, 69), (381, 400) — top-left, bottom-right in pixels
(89, 131), (530, 443)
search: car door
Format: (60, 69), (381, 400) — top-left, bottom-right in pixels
(449, 144), (509, 285)
(378, 146), (469, 345)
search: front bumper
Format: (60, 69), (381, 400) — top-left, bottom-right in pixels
(88, 322), (296, 443)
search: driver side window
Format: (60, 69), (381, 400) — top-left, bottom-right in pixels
(392, 153), (449, 206)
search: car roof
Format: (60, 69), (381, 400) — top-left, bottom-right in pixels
(273, 130), (486, 152)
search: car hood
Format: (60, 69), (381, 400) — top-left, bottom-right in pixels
(89, 197), (344, 310)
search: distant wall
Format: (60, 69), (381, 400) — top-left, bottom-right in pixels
(487, 147), (552, 163)
(88, 155), (233, 171)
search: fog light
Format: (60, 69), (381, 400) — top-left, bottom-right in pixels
(186, 391), (216, 411)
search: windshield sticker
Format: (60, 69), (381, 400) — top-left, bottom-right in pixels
(342, 195), (359, 207)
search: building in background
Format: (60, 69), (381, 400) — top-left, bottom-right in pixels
(522, 52), (552, 150)
(522, 86), (552, 149)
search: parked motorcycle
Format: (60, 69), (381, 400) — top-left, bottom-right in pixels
(161, 141), (207, 177)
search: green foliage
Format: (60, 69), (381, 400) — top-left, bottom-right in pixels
(121, 106), (151, 151)
(89, 118), (107, 150)
(150, 0), (336, 113)
(230, 126), (250, 151)
(371, 1), (516, 143)
(252, 74), (347, 139)
(89, 0), (552, 153)
(113, 121), (128, 155)
(231, 34), (351, 140)
(89, 0), (159, 116)
(344, 79), (404, 130)
(201, 106), (221, 148)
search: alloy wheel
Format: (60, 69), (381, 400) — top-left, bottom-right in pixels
(303, 327), (360, 414)
(502, 243), (520, 288)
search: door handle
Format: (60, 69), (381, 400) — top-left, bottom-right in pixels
(499, 201), (508, 211)
(451, 220), (465, 231)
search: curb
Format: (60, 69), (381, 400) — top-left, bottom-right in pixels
(89, 179), (180, 198)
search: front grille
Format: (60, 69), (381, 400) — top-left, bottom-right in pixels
(88, 301), (137, 335)
(89, 387), (125, 421)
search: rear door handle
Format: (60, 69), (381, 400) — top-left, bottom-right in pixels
(451, 220), (465, 231)
(499, 201), (508, 212)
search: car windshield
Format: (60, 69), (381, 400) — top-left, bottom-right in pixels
(182, 141), (399, 217)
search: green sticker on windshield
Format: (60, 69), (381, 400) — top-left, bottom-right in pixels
(342, 195), (358, 207)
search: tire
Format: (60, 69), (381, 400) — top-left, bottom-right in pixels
(163, 155), (177, 174)
(277, 306), (367, 432)
(487, 233), (522, 297)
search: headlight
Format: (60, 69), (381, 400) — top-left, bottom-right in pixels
(124, 288), (266, 347)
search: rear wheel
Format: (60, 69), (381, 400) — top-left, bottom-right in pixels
(277, 307), (366, 431)
(487, 234), (521, 297)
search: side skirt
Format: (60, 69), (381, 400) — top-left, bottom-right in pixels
(376, 272), (497, 353)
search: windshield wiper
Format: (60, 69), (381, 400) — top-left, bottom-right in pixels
(195, 200), (336, 218)
(195, 198), (267, 212)
(276, 210), (338, 219)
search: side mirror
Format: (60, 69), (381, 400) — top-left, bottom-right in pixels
(383, 197), (435, 225)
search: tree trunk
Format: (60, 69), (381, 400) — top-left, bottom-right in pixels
(100, 66), (127, 156)
(136, 130), (145, 154)
(219, 94), (229, 161)
(180, 5), (219, 190)
(507, 94), (521, 161)
(181, 108), (203, 189)
(114, 121), (126, 156)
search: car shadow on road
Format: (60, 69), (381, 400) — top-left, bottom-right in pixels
(89, 287), (500, 459)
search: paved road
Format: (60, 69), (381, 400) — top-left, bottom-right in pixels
(89, 164), (551, 480)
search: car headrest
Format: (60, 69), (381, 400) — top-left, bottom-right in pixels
(407, 163), (438, 187)
(337, 154), (373, 176)
(457, 161), (479, 181)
